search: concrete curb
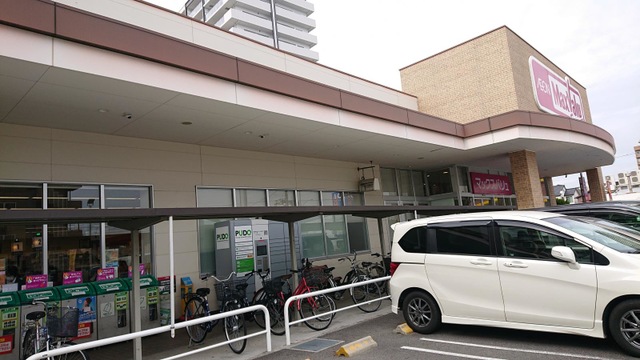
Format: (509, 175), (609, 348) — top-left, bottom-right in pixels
(335, 335), (377, 357)
(394, 323), (413, 334)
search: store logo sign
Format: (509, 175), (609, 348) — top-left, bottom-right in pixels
(470, 172), (512, 195)
(529, 56), (584, 120)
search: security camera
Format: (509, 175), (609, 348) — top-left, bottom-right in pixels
(123, 113), (132, 119)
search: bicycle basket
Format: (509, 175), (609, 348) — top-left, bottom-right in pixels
(263, 279), (283, 293)
(302, 268), (328, 287)
(47, 308), (79, 338)
(214, 279), (245, 301)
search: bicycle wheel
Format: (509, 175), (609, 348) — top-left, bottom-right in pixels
(184, 297), (209, 343)
(267, 296), (290, 336)
(251, 288), (267, 329)
(299, 293), (335, 331)
(51, 342), (89, 360)
(351, 275), (382, 313)
(22, 328), (37, 359)
(369, 264), (388, 294)
(223, 302), (247, 354)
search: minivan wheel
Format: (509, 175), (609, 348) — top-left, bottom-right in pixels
(402, 291), (441, 334)
(609, 299), (640, 357)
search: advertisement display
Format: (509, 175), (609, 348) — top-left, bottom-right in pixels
(529, 56), (584, 120)
(470, 172), (513, 195)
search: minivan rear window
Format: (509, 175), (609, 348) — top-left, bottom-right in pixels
(398, 226), (427, 253)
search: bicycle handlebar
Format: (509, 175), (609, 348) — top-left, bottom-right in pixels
(208, 272), (236, 283)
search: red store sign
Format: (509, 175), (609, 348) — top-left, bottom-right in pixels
(529, 56), (584, 121)
(470, 172), (512, 195)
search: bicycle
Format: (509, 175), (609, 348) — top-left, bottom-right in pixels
(285, 267), (336, 331)
(251, 269), (291, 336)
(370, 252), (390, 294)
(335, 251), (382, 313)
(184, 271), (253, 354)
(22, 300), (89, 360)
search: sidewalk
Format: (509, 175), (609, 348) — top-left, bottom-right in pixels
(87, 298), (392, 360)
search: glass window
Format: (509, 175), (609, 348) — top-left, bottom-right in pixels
(347, 215), (368, 252)
(458, 167), (470, 193)
(324, 215), (347, 256)
(434, 225), (491, 255)
(380, 168), (398, 196)
(268, 189), (295, 206)
(343, 192), (363, 206)
(196, 188), (234, 275)
(426, 168), (453, 195)
(104, 186), (150, 209)
(398, 227), (428, 253)
(498, 223), (591, 263)
(321, 191), (343, 206)
(49, 223), (101, 285)
(398, 170), (413, 197)
(0, 182), (42, 209)
(104, 185), (152, 278)
(298, 191), (320, 206)
(301, 216), (324, 258)
(48, 184), (99, 209)
(412, 171), (426, 197)
(235, 189), (266, 207)
(197, 188), (233, 207)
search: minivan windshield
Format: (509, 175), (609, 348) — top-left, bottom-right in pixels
(546, 215), (640, 253)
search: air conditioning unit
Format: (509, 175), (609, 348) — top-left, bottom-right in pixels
(618, 173), (626, 179)
(605, 175), (612, 182)
(358, 178), (380, 192)
(619, 178), (627, 185)
(631, 170), (639, 177)
(632, 176), (640, 184)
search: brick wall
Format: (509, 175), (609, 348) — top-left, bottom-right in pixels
(509, 150), (544, 209)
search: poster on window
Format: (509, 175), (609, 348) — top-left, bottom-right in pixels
(470, 172), (513, 195)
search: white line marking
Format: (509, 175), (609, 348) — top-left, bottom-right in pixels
(419, 338), (613, 360)
(402, 346), (506, 359)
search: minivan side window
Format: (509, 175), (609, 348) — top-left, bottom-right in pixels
(432, 224), (492, 256)
(498, 224), (594, 263)
(398, 226), (427, 253)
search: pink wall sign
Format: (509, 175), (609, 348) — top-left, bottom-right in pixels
(62, 271), (83, 285)
(96, 267), (116, 281)
(470, 172), (513, 195)
(25, 274), (48, 289)
(529, 56), (584, 121)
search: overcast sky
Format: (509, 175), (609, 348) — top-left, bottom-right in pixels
(146, 0), (639, 189)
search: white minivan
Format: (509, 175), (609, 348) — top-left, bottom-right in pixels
(389, 211), (640, 357)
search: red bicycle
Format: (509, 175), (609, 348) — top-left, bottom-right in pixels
(282, 267), (336, 331)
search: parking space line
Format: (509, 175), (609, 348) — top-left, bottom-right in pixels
(419, 338), (612, 359)
(402, 346), (506, 359)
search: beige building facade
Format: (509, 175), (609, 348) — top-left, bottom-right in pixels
(0, 1), (615, 328)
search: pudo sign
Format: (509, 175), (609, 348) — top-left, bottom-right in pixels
(529, 56), (584, 121)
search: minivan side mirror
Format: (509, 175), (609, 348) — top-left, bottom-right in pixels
(551, 246), (577, 264)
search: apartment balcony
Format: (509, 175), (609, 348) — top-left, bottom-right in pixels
(276, 0), (314, 16)
(277, 23), (317, 47)
(184, 0), (204, 20)
(217, 8), (273, 32)
(275, 4), (315, 31)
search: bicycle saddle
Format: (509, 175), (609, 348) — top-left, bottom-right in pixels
(324, 267), (335, 273)
(196, 288), (210, 296)
(26, 311), (46, 321)
(361, 261), (373, 267)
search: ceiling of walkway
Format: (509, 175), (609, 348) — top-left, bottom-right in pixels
(0, 50), (613, 177)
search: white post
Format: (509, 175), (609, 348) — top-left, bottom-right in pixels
(169, 216), (175, 338)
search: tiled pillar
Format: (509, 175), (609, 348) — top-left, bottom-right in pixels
(586, 168), (606, 202)
(543, 176), (557, 206)
(509, 150), (544, 209)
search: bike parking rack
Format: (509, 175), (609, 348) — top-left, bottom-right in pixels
(25, 304), (271, 360)
(284, 276), (391, 345)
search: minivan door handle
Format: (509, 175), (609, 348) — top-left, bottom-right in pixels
(470, 258), (493, 266)
(503, 261), (528, 268)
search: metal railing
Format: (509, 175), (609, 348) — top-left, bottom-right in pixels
(284, 275), (391, 345)
(26, 304), (270, 360)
